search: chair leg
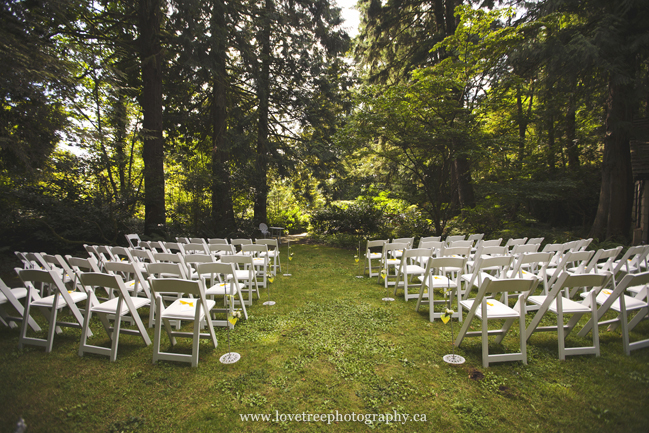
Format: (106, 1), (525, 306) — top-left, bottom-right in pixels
(591, 290), (600, 357)
(152, 301), (163, 364)
(482, 304), (489, 368)
(110, 310), (122, 362)
(519, 295), (527, 365)
(18, 289), (34, 350)
(46, 305), (59, 353)
(557, 297), (565, 360)
(191, 319), (201, 367)
(78, 307), (93, 357)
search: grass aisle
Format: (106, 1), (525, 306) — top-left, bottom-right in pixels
(1, 244), (649, 432)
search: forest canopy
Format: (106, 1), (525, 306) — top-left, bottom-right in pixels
(1, 0), (648, 252)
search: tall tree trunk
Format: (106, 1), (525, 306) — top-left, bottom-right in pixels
(112, 91), (128, 196)
(547, 112), (556, 170)
(138, 0), (165, 236)
(516, 82), (534, 166)
(590, 72), (634, 241)
(210, 0), (236, 236)
(566, 83), (580, 170)
(254, 0), (272, 225)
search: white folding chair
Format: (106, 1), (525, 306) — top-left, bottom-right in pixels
(506, 252), (553, 280)
(460, 255), (514, 300)
(510, 244), (540, 255)
(576, 271), (649, 355)
(220, 254), (260, 306)
(583, 247), (623, 276)
(183, 242), (210, 255)
(17, 268), (89, 353)
(149, 277), (218, 367)
(544, 250), (594, 296)
(231, 239), (253, 253)
(40, 254), (76, 288)
(525, 271), (611, 360)
(455, 276), (540, 368)
(606, 245), (649, 286)
(163, 242), (185, 255)
(147, 241), (169, 254)
(378, 243), (407, 288)
(103, 261), (152, 301)
(183, 254), (215, 280)
(418, 236), (441, 245)
(467, 233), (484, 244)
(196, 262), (249, 325)
(209, 243), (236, 260)
(77, 272), (151, 361)
(125, 234), (142, 249)
(256, 238), (281, 275)
(445, 235), (465, 245)
(145, 262), (188, 329)
(416, 256), (467, 323)
(364, 239), (387, 278)
(67, 256), (108, 300)
(242, 244), (269, 288)
(448, 240), (473, 249)
(505, 237), (528, 252)
(0, 277), (41, 332)
(393, 248), (432, 301)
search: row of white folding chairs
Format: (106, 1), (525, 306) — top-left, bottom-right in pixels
(14, 249), (259, 315)
(8, 262), (243, 367)
(395, 251), (649, 368)
(454, 270), (648, 367)
(386, 246), (624, 310)
(365, 236), (551, 278)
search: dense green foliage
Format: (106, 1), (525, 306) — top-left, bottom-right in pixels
(1, 0), (648, 250)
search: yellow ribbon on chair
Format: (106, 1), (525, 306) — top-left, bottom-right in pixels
(179, 300), (194, 308)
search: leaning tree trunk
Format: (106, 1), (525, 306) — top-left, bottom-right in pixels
(138, 0), (166, 236)
(590, 72), (634, 241)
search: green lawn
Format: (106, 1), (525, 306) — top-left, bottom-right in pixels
(1, 244), (648, 432)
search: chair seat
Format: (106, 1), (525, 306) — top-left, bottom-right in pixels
(161, 298), (216, 321)
(367, 252), (382, 260)
(460, 271), (493, 284)
(418, 275), (457, 288)
(403, 264), (426, 274)
(460, 298), (519, 319)
(505, 269), (537, 279)
(124, 280), (139, 291)
(528, 295), (591, 314)
(230, 270), (253, 280)
(205, 283), (238, 296)
(627, 284), (647, 294)
(260, 251), (279, 258)
(32, 291), (87, 308)
(0, 287), (28, 303)
(92, 296), (151, 315)
(585, 289), (648, 312)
